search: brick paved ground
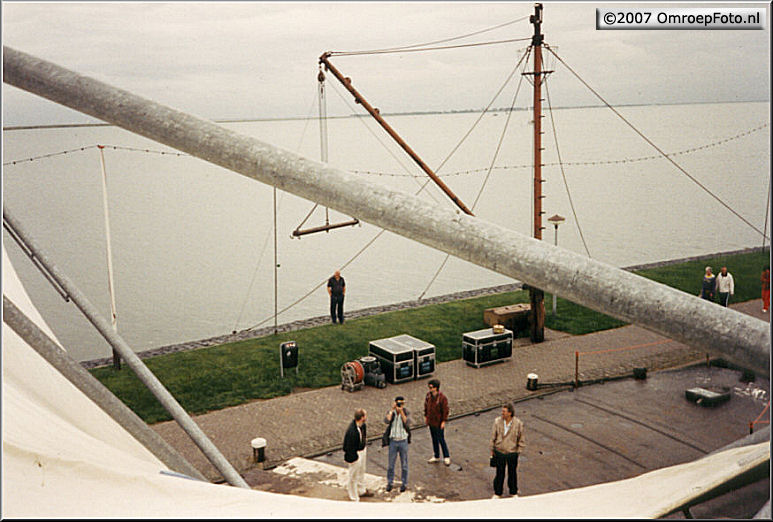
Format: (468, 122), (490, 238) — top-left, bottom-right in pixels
(151, 299), (768, 483)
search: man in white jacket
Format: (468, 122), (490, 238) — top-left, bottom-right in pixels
(716, 266), (735, 307)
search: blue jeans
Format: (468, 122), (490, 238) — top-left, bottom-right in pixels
(429, 426), (450, 458)
(387, 439), (409, 486)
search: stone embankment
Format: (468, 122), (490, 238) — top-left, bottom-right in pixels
(80, 246), (766, 370)
(81, 283), (522, 369)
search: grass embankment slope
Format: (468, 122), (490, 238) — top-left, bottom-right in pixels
(91, 250), (769, 423)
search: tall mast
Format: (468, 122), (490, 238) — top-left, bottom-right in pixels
(529, 2), (546, 343)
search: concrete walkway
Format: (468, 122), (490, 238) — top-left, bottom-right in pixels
(151, 300), (769, 483)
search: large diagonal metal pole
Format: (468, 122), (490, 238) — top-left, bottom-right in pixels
(2, 203), (250, 489)
(2, 295), (207, 482)
(3, 46), (769, 376)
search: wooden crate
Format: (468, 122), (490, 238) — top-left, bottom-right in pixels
(483, 303), (531, 333)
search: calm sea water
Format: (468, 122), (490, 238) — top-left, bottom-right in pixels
(3, 101), (770, 361)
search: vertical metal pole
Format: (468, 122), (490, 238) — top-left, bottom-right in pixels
(552, 223), (558, 316)
(98, 145), (121, 370)
(529, 2), (546, 343)
(318, 67), (328, 164)
(318, 67), (330, 227)
(575, 351), (579, 388)
(762, 178), (770, 250)
(273, 185), (278, 335)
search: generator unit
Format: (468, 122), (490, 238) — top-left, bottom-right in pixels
(340, 355), (386, 392)
(462, 327), (513, 368)
(368, 336), (415, 384)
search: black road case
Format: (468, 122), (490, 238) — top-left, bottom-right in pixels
(462, 328), (513, 368)
(369, 337), (415, 384)
(391, 334), (436, 379)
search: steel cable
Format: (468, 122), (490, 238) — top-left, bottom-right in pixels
(546, 44), (770, 242)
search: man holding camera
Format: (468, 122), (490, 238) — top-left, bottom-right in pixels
(382, 396), (411, 492)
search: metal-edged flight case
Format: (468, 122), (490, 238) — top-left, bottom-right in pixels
(462, 327), (513, 368)
(368, 337), (415, 384)
(390, 334), (436, 379)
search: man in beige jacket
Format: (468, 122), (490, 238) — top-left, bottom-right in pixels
(490, 403), (525, 498)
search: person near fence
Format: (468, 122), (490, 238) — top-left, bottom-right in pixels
(343, 408), (372, 501)
(761, 266), (769, 313)
(383, 396), (411, 492)
(699, 266), (716, 302)
(715, 266), (734, 307)
(490, 403), (525, 498)
(424, 378), (451, 466)
(327, 270), (346, 324)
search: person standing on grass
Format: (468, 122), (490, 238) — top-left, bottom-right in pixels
(343, 408), (372, 501)
(699, 266), (716, 302)
(327, 270), (346, 324)
(383, 396), (411, 493)
(424, 379), (451, 466)
(716, 266), (734, 307)
(490, 403), (525, 499)
(762, 266), (770, 313)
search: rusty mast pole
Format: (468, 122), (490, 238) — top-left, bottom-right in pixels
(529, 3), (546, 342)
(319, 53), (474, 216)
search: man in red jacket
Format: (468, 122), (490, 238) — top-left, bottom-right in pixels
(424, 379), (451, 466)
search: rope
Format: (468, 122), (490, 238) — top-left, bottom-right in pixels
(326, 79), (444, 205)
(330, 37), (532, 58)
(544, 77), (592, 258)
(546, 44), (770, 242)
(3, 144), (189, 166)
(243, 172), (442, 332)
(435, 47), (532, 176)
(232, 89), (317, 332)
(418, 47), (530, 300)
(347, 122), (769, 178)
(5, 123), (766, 172)
(329, 14), (530, 56)
(2, 145), (99, 165)
(763, 176), (770, 251)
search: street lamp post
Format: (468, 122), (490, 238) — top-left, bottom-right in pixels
(548, 214), (566, 316)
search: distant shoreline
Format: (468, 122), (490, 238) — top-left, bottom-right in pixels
(80, 245), (769, 369)
(5, 99), (769, 131)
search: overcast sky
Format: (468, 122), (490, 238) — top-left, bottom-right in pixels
(2, 1), (770, 126)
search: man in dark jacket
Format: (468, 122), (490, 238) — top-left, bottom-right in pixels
(327, 270), (346, 324)
(343, 408), (371, 501)
(424, 378), (451, 465)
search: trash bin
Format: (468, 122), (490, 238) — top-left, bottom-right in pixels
(526, 373), (539, 390)
(251, 437), (267, 463)
(280, 341), (298, 369)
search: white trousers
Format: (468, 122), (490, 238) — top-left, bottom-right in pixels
(347, 448), (367, 501)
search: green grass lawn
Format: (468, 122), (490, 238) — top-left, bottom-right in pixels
(90, 249), (769, 423)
